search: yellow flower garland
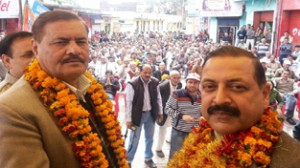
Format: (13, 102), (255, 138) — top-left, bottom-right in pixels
(168, 107), (282, 168)
(25, 59), (128, 168)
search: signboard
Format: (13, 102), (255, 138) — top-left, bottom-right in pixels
(0, 0), (20, 18)
(31, 0), (49, 16)
(200, 0), (243, 17)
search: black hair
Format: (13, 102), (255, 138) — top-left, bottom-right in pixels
(0, 31), (32, 58)
(32, 11), (88, 42)
(201, 46), (266, 88)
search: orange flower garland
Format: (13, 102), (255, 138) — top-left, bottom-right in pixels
(25, 59), (128, 168)
(168, 107), (282, 168)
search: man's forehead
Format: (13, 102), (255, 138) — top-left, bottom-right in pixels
(202, 57), (255, 79)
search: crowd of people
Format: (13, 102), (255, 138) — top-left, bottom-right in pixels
(0, 10), (300, 168)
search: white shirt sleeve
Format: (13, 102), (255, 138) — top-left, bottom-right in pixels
(157, 86), (163, 115)
(125, 83), (134, 122)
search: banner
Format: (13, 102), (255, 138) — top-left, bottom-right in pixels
(0, 0), (20, 18)
(23, 0), (49, 31)
(31, 0), (49, 16)
(200, 0), (243, 17)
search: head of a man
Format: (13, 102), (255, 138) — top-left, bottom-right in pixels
(200, 46), (270, 136)
(284, 31), (289, 37)
(295, 45), (300, 51)
(129, 61), (137, 71)
(0, 31), (34, 78)
(31, 11), (89, 86)
(261, 38), (266, 44)
(140, 64), (152, 82)
(169, 70), (180, 87)
(282, 69), (290, 80)
(265, 51), (272, 58)
(186, 73), (200, 95)
(283, 60), (291, 69)
(158, 62), (166, 72)
(105, 70), (113, 79)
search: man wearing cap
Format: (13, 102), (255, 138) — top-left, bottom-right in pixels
(166, 72), (201, 159)
(275, 60), (298, 81)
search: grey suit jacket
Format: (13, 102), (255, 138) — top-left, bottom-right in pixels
(0, 77), (80, 168)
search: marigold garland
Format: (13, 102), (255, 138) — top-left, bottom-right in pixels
(168, 107), (282, 168)
(25, 59), (128, 168)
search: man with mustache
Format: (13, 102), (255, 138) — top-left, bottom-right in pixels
(168, 46), (300, 167)
(125, 64), (163, 168)
(166, 72), (201, 159)
(0, 11), (127, 167)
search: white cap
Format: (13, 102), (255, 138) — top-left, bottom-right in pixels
(186, 73), (200, 82)
(283, 60), (291, 65)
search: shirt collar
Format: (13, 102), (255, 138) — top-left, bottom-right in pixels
(140, 76), (151, 84)
(63, 75), (91, 101)
(5, 73), (19, 85)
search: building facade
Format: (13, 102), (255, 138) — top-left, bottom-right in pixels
(275, 0), (300, 56)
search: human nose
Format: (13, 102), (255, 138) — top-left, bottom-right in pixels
(213, 87), (230, 105)
(66, 41), (81, 55)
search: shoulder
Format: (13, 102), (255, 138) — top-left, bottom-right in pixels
(150, 76), (159, 84)
(271, 132), (300, 167)
(173, 88), (187, 97)
(159, 80), (170, 87)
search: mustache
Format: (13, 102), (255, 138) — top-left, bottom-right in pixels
(62, 54), (85, 64)
(207, 104), (240, 117)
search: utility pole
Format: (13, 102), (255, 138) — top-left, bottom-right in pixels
(18, 0), (23, 31)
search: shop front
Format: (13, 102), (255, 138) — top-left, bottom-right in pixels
(276, 0), (300, 56)
(0, 0), (20, 35)
(217, 17), (239, 44)
(199, 0), (244, 43)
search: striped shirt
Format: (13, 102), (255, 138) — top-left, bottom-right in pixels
(166, 88), (201, 133)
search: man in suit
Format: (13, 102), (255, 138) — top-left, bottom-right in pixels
(0, 11), (127, 168)
(0, 31), (34, 93)
(168, 46), (300, 167)
(155, 70), (182, 158)
(125, 64), (163, 168)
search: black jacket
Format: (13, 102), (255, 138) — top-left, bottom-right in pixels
(128, 76), (160, 126)
(157, 79), (182, 126)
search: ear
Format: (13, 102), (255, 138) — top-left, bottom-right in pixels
(32, 39), (39, 59)
(262, 82), (272, 108)
(2, 54), (12, 70)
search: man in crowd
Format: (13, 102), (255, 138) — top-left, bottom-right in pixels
(256, 38), (270, 58)
(292, 45), (300, 60)
(275, 70), (298, 125)
(166, 73), (201, 159)
(168, 46), (300, 167)
(280, 31), (293, 44)
(153, 62), (169, 81)
(235, 25), (246, 46)
(246, 24), (255, 50)
(279, 37), (293, 65)
(0, 31), (34, 93)
(0, 11), (127, 167)
(125, 64), (163, 168)
(100, 70), (120, 100)
(155, 70), (182, 158)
